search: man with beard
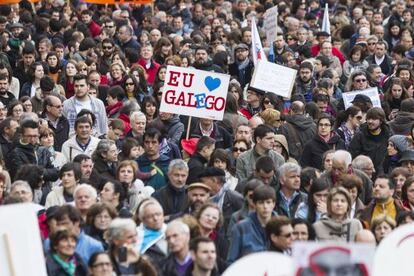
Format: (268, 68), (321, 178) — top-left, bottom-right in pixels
(295, 62), (317, 102)
(192, 45), (224, 73)
(273, 33), (293, 65)
(185, 182), (211, 215)
(229, 43), (254, 88)
(349, 107), (390, 175)
(98, 38), (115, 75)
(0, 74), (16, 107)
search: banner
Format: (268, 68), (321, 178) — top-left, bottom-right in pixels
(0, 204), (47, 276)
(81, 0), (153, 4)
(321, 3), (331, 35)
(0, 0), (39, 4)
(159, 66), (230, 121)
(263, 5), (279, 45)
(342, 87), (381, 109)
(251, 17), (267, 66)
(250, 59), (297, 98)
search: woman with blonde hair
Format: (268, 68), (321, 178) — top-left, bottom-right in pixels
(371, 214), (396, 244)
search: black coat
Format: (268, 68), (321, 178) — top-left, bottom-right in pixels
(186, 152), (208, 185)
(152, 183), (188, 218)
(45, 252), (88, 276)
(300, 133), (346, 170)
(221, 190), (244, 232)
(228, 60), (254, 88)
(93, 157), (117, 181)
(0, 135), (14, 159)
(349, 124), (390, 175)
(44, 115), (70, 152)
(7, 143), (59, 181)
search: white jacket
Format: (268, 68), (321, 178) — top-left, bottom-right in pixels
(61, 135), (100, 162)
(45, 186), (66, 208)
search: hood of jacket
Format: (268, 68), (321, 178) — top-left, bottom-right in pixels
(286, 114), (316, 130)
(389, 111), (414, 133)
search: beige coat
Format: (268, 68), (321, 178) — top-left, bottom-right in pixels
(313, 217), (362, 242)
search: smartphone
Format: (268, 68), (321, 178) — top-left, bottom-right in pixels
(118, 246), (127, 262)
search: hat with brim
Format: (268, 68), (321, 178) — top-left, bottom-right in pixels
(234, 43), (249, 52)
(187, 182), (211, 192)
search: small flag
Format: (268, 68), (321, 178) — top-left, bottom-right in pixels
(268, 42), (275, 63)
(321, 3), (331, 35)
(251, 17), (267, 66)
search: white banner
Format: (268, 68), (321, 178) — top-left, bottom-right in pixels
(264, 5), (279, 44)
(342, 87), (381, 109)
(159, 66), (230, 121)
(250, 59), (297, 98)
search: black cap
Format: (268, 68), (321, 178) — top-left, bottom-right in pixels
(199, 167), (226, 178)
(399, 150), (414, 163)
(247, 85), (266, 95)
(316, 31), (330, 37)
(351, 94), (372, 105)
(44, 206), (60, 224)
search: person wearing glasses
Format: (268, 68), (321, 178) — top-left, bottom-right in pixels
(7, 120), (59, 181)
(101, 18), (117, 40)
(345, 70), (370, 92)
(98, 39), (115, 75)
(300, 113), (345, 170)
(266, 216), (294, 255)
(42, 95), (69, 152)
(88, 252), (114, 276)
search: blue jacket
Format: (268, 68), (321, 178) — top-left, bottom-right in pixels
(227, 212), (271, 264)
(44, 231), (104, 264)
(137, 153), (170, 190)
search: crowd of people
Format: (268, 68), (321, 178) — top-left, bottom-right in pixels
(1, 0), (414, 275)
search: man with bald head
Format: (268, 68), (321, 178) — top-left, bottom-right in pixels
(281, 101), (316, 160)
(42, 95), (69, 151)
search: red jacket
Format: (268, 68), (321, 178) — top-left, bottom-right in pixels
(137, 58), (160, 86)
(89, 20), (101, 38)
(311, 44), (345, 65)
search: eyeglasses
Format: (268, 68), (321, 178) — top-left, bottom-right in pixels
(92, 262), (112, 268)
(318, 123), (331, 128)
(233, 147), (247, 152)
(103, 46), (113, 50)
(125, 82), (134, 86)
(354, 78), (367, 83)
(104, 25), (115, 29)
(263, 100), (271, 105)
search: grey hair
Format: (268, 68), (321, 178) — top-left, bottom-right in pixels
(130, 111), (146, 124)
(74, 183), (98, 199)
(168, 159), (189, 174)
(167, 219), (190, 235)
(352, 155), (372, 170)
(138, 198), (163, 222)
(11, 180), (32, 193)
(333, 150), (352, 168)
(105, 218), (137, 243)
(278, 162), (301, 178)
(93, 139), (115, 160)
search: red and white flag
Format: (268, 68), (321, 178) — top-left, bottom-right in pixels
(251, 17), (267, 66)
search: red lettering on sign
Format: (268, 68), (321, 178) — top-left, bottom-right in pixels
(182, 73), (194, 87)
(167, 71), (181, 86)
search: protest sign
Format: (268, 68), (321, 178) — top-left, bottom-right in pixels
(342, 87), (381, 109)
(222, 252), (293, 276)
(0, 0), (39, 4)
(263, 5), (279, 44)
(250, 60), (297, 98)
(159, 66), (230, 121)
(0, 204), (47, 276)
(373, 223), (414, 276)
(292, 241), (375, 276)
(82, 0), (153, 4)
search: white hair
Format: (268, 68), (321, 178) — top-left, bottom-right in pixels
(11, 180), (31, 193)
(333, 150), (352, 168)
(74, 183), (97, 199)
(352, 155), (373, 170)
(278, 162), (301, 178)
(105, 218), (137, 242)
(130, 111), (146, 124)
(167, 219), (190, 235)
(138, 198), (163, 222)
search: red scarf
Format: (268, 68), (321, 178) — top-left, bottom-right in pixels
(106, 101), (123, 117)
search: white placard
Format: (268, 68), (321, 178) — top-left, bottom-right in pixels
(0, 204), (47, 276)
(264, 6), (279, 44)
(293, 241), (375, 276)
(250, 59), (297, 98)
(342, 87), (381, 109)
(373, 223), (414, 276)
(222, 252), (293, 276)
(159, 66), (230, 121)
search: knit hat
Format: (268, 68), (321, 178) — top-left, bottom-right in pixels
(389, 135), (410, 153)
(40, 76), (55, 92)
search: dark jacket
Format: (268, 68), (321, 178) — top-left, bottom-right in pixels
(0, 135), (14, 159)
(161, 254), (191, 276)
(44, 115), (70, 152)
(365, 54), (394, 75)
(319, 169), (373, 205)
(184, 262), (220, 276)
(295, 78), (317, 102)
(193, 60), (225, 73)
(349, 124), (390, 175)
(157, 115), (184, 145)
(137, 154), (170, 190)
(221, 189), (244, 231)
(281, 114), (316, 160)
(300, 133), (346, 170)
(228, 59), (254, 88)
(7, 143), (59, 181)
(186, 152), (208, 185)
(45, 252), (88, 276)
(93, 157), (117, 181)
(0, 91), (16, 107)
(388, 111), (414, 135)
(152, 183), (188, 218)
(189, 122), (233, 150)
(275, 190), (308, 218)
(119, 37), (141, 53)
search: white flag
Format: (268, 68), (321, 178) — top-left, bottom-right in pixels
(251, 17), (267, 66)
(321, 3), (331, 35)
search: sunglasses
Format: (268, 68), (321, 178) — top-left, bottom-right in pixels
(125, 82), (134, 86)
(233, 147), (247, 152)
(354, 78), (367, 83)
(263, 100), (271, 105)
(103, 46), (113, 50)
